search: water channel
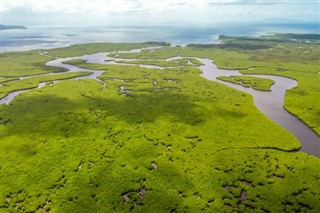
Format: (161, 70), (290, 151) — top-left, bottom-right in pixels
(1, 47), (319, 157)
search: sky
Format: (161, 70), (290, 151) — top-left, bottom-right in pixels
(1, 0), (319, 27)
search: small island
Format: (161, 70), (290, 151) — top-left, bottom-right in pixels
(0, 24), (27, 30)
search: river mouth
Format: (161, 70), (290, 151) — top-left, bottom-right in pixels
(1, 47), (319, 157)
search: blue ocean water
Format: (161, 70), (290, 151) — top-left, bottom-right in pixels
(1, 23), (319, 52)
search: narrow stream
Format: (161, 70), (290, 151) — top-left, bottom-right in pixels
(1, 47), (319, 157)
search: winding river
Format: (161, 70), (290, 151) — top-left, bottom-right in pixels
(1, 47), (319, 157)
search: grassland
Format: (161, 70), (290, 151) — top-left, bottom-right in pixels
(47, 42), (169, 58)
(116, 58), (203, 67)
(0, 42), (165, 77)
(0, 77), (19, 83)
(0, 38), (320, 212)
(0, 71), (92, 99)
(216, 76), (275, 91)
(259, 33), (320, 44)
(108, 47), (181, 59)
(111, 37), (320, 134)
(0, 51), (67, 77)
(189, 35), (320, 135)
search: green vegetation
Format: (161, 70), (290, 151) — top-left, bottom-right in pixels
(217, 76), (241, 85)
(217, 76), (275, 91)
(111, 35), (320, 134)
(116, 58), (203, 67)
(0, 42), (170, 98)
(0, 37), (319, 212)
(0, 24), (27, 30)
(47, 42), (169, 58)
(0, 71), (92, 99)
(0, 43), (166, 78)
(3, 61), (317, 212)
(0, 51), (68, 77)
(260, 33), (320, 44)
(219, 33), (320, 45)
(108, 47), (181, 59)
(0, 77), (19, 83)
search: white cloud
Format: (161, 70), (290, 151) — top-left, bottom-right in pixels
(0, 0), (280, 13)
(1, 0), (192, 13)
(1, 0), (318, 26)
(1, 0), (318, 13)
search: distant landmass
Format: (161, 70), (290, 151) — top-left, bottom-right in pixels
(0, 24), (27, 30)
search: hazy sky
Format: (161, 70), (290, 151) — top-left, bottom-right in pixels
(1, 0), (319, 27)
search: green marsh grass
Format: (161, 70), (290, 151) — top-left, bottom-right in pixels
(116, 58), (203, 67)
(1, 39), (319, 212)
(216, 76), (275, 91)
(0, 71), (92, 99)
(111, 37), (320, 134)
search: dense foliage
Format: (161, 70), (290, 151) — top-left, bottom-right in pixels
(111, 37), (320, 134)
(47, 43), (164, 58)
(116, 58), (203, 67)
(216, 76), (275, 91)
(0, 72), (92, 99)
(0, 51), (67, 77)
(1, 36), (319, 212)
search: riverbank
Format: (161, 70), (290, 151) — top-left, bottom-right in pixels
(57, 50), (320, 157)
(1, 40), (320, 212)
(1, 46), (319, 156)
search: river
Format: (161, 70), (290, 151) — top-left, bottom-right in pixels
(1, 47), (319, 157)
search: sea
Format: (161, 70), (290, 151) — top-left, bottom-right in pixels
(1, 23), (319, 52)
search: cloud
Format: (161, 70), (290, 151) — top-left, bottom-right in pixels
(1, 0), (318, 26)
(1, 0), (141, 13)
(1, 0), (318, 13)
(1, 0), (182, 13)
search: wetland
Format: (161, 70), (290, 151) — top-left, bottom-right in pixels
(1, 34), (320, 212)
